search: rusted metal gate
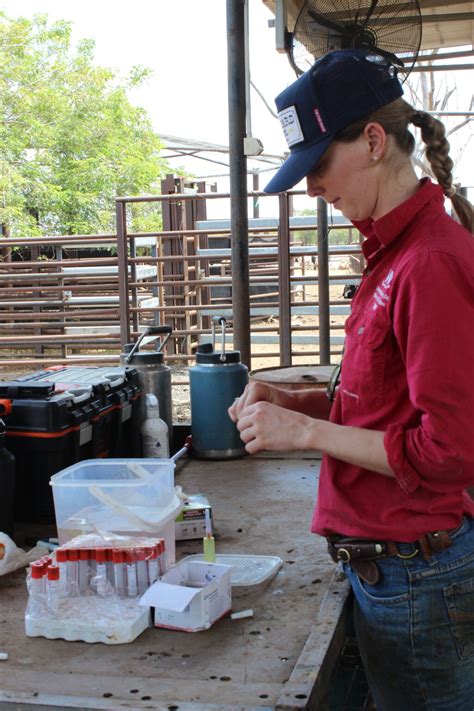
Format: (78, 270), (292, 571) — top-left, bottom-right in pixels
(0, 182), (362, 369)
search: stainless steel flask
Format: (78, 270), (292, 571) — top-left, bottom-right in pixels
(121, 326), (173, 450)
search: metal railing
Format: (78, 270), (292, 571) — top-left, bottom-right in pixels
(0, 185), (363, 370)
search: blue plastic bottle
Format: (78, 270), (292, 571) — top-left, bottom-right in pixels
(190, 318), (248, 459)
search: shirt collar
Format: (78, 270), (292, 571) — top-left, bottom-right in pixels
(352, 179), (445, 259)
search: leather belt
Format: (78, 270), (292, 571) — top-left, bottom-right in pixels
(327, 521), (464, 585)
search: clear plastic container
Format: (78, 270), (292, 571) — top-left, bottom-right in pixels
(181, 554), (283, 587)
(50, 459), (182, 565)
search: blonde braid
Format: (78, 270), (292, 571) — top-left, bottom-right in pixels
(411, 111), (473, 233)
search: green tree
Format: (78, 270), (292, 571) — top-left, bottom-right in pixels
(0, 12), (171, 237)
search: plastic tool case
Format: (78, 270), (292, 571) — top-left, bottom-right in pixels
(0, 366), (141, 524)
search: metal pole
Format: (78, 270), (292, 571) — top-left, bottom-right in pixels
(116, 199), (131, 348)
(317, 197), (330, 364)
(227, 0), (251, 367)
(253, 173), (260, 218)
(278, 193), (292, 366)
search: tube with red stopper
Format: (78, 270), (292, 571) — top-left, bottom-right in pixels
(112, 549), (126, 597)
(158, 539), (167, 575)
(145, 546), (159, 585)
(125, 549), (138, 597)
(135, 548), (149, 595)
(78, 549), (90, 594)
(46, 565), (60, 616)
(67, 549), (79, 596)
(55, 548), (68, 596)
(28, 562), (47, 616)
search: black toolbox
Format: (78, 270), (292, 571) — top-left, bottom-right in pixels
(0, 366), (142, 524)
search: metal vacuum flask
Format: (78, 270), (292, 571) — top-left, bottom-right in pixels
(190, 317), (248, 459)
(121, 325), (173, 450)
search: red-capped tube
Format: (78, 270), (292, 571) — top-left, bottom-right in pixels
(95, 548), (107, 564)
(66, 549), (79, 596)
(112, 549), (126, 597)
(78, 549), (90, 593)
(56, 549), (67, 564)
(30, 562), (45, 579)
(55, 549), (68, 596)
(47, 565), (60, 581)
(46, 565), (60, 615)
(125, 549), (138, 597)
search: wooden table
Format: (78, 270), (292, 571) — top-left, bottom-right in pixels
(0, 454), (350, 710)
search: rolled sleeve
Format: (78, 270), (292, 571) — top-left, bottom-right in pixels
(384, 423), (422, 494)
(390, 250), (474, 493)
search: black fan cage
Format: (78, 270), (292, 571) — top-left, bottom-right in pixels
(291, 0), (422, 79)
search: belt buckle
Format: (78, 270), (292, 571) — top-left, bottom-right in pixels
(396, 546), (419, 560)
(336, 547), (351, 563)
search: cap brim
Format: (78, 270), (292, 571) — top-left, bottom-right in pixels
(264, 135), (333, 193)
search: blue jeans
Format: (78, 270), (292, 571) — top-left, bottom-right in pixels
(343, 516), (474, 711)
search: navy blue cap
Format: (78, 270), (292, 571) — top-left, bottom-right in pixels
(264, 49), (404, 194)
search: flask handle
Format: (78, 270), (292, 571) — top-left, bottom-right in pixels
(124, 325), (172, 362)
(211, 316), (227, 362)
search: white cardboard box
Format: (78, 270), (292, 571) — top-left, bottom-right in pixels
(175, 494), (212, 540)
(139, 560), (232, 632)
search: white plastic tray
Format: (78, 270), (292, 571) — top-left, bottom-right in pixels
(181, 554), (283, 586)
(25, 597), (151, 644)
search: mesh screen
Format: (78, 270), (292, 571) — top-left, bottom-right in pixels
(292, 0), (422, 80)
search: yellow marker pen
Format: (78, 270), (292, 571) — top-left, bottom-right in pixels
(203, 508), (216, 563)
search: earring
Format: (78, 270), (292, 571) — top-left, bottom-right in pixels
(372, 155), (379, 162)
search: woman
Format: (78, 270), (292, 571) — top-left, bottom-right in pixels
(229, 49), (474, 710)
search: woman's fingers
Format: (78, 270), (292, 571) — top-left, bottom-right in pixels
(228, 382), (272, 422)
(235, 401), (315, 454)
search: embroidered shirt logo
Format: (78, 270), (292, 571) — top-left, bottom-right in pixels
(372, 269), (394, 311)
(382, 269), (394, 289)
(278, 106), (304, 147)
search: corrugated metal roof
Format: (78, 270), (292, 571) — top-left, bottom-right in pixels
(263, 0), (474, 56)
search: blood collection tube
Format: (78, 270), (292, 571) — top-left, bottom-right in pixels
(135, 548), (149, 595)
(46, 565), (60, 616)
(112, 549), (126, 597)
(29, 562), (47, 617)
(30, 562), (47, 594)
(66, 549), (79, 596)
(145, 546), (159, 585)
(95, 548), (107, 581)
(94, 548), (109, 596)
(125, 549), (138, 597)
(55, 549), (68, 596)
(106, 547), (115, 586)
(78, 549), (90, 594)
(158, 539), (166, 575)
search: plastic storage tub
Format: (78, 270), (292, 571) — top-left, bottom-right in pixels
(50, 459), (182, 566)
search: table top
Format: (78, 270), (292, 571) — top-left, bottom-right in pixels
(0, 454), (349, 711)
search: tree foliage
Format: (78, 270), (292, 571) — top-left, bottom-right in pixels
(0, 12), (171, 236)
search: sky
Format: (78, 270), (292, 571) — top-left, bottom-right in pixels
(0, 1), (296, 191)
(1, 0), (472, 210)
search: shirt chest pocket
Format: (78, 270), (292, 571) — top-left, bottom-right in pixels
(340, 314), (392, 417)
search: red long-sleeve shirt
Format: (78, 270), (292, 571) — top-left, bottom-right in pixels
(312, 179), (474, 541)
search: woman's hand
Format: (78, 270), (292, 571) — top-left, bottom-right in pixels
(228, 381), (290, 423)
(234, 400), (317, 454)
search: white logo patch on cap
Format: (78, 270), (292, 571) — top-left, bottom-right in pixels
(278, 106), (304, 147)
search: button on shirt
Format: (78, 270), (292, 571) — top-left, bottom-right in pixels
(312, 179), (474, 541)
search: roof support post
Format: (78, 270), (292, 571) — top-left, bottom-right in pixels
(317, 197), (331, 364)
(226, 0), (251, 368)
